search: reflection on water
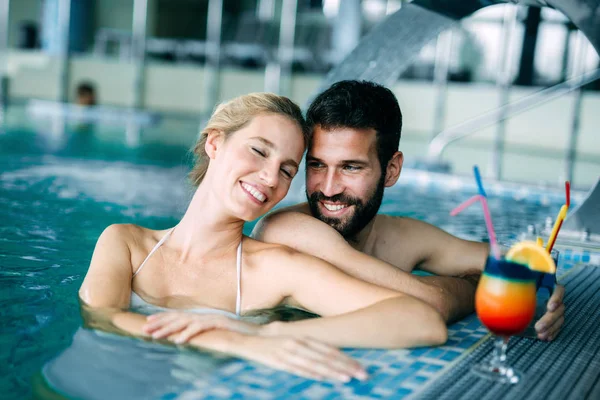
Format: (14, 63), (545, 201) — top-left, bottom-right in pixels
(38, 328), (231, 399)
(0, 125), (566, 399)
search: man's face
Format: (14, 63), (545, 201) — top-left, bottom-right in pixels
(305, 125), (385, 238)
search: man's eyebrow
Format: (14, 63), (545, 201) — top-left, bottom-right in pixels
(306, 155), (369, 167)
(252, 137), (298, 169)
(341, 159), (369, 166)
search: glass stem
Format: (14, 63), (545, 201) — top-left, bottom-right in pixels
(490, 335), (509, 371)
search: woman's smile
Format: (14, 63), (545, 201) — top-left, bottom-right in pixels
(240, 181), (268, 205)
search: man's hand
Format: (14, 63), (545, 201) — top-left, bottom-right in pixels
(535, 284), (565, 341)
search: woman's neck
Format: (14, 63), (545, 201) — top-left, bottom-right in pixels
(169, 185), (244, 263)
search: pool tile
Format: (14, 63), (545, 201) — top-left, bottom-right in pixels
(440, 350), (461, 361)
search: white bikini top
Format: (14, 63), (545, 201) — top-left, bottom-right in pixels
(130, 228), (242, 319)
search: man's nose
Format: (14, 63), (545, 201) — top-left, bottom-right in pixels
(320, 169), (343, 197)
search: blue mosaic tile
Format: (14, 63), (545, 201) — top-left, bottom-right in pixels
(465, 320), (481, 330)
(408, 348), (428, 357)
(366, 365), (381, 374)
(424, 348), (445, 358)
(440, 350), (461, 362)
(582, 252), (591, 262)
(425, 364), (444, 373)
(393, 387), (414, 398)
(410, 361), (427, 370)
(409, 375), (428, 385)
(393, 372), (413, 382)
(288, 381), (315, 393)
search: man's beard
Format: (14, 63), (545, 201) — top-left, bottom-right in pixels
(307, 175), (386, 239)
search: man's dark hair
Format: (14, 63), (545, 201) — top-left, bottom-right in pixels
(306, 80), (402, 169)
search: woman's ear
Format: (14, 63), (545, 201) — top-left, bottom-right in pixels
(384, 151), (403, 187)
(205, 130), (225, 160)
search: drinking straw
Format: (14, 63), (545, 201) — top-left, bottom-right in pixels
(450, 195), (484, 216)
(450, 166), (501, 259)
(545, 181), (570, 253)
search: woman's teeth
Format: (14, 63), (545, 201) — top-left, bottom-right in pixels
(323, 203), (347, 211)
(242, 182), (266, 202)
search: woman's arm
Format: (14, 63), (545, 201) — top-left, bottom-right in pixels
(80, 225), (364, 381)
(263, 248), (448, 349)
(146, 246), (447, 349)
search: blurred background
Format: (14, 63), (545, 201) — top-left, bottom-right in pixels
(0, 0), (598, 188)
(1, 2), (599, 396)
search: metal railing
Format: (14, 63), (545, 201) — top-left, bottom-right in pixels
(426, 67), (600, 160)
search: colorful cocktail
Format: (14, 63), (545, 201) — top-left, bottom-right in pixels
(476, 257), (537, 336)
(473, 256), (537, 384)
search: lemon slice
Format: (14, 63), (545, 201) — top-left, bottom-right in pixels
(506, 241), (556, 274)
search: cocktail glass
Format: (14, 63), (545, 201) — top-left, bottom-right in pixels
(473, 256), (537, 384)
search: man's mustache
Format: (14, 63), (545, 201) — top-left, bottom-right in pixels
(308, 191), (362, 207)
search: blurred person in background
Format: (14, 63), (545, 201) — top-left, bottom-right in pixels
(76, 82), (97, 107)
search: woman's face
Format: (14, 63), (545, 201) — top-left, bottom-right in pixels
(210, 114), (305, 221)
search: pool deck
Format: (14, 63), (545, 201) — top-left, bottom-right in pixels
(166, 245), (600, 400)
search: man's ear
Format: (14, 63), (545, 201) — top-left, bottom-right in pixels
(384, 151), (403, 187)
(205, 130), (226, 160)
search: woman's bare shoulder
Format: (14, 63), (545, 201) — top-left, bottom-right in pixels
(95, 224), (170, 257)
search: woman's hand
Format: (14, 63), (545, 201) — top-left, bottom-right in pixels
(144, 312), (367, 382)
(143, 312), (261, 343)
(230, 334), (368, 382)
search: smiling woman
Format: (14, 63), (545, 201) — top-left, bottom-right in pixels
(77, 92), (447, 383)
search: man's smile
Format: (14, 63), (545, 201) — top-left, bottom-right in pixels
(319, 201), (353, 216)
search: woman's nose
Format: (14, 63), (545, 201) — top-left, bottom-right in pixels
(259, 164), (279, 188)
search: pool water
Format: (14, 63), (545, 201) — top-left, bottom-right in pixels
(0, 116), (569, 399)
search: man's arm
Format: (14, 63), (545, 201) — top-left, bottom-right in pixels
(252, 211), (480, 322)
(355, 215), (564, 340)
(371, 215), (489, 276)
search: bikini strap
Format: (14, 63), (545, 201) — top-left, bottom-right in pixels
(132, 228), (174, 278)
(235, 239), (242, 315)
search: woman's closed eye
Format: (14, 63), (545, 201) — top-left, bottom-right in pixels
(251, 147), (266, 157)
(280, 168), (295, 179)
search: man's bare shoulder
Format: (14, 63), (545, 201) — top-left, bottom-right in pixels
(373, 214), (435, 237)
(253, 203), (329, 239)
(269, 202), (312, 216)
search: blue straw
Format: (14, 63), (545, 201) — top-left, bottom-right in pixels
(473, 166), (487, 197)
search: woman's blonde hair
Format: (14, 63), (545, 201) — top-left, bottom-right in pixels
(189, 93), (308, 186)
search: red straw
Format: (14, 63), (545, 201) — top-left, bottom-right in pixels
(565, 181), (571, 208)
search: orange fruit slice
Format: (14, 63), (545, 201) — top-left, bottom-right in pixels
(506, 241), (556, 274)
